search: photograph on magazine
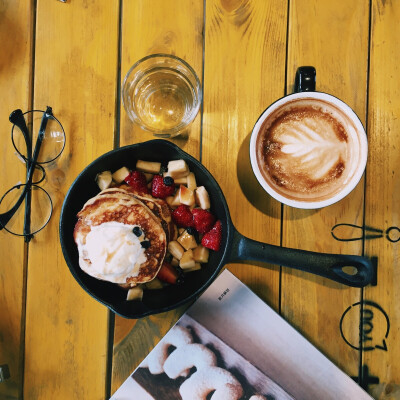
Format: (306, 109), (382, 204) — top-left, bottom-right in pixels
(111, 269), (373, 400)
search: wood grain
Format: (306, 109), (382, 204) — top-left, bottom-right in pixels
(0, 2), (33, 399)
(23, 1), (119, 399)
(364, 0), (400, 394)
(1, 1), (399, 399)
(119, 0), (203, 155)
(112, 0), (204, 394)
(282, 0), (369, 377)
(202, 0), (288, 309)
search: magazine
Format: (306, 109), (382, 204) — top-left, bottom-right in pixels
(111, 269), (373, 400)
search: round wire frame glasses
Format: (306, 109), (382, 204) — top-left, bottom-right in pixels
(0, 107), (65, 241)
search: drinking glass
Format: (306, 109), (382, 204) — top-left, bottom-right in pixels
(122, 54), (202, 138)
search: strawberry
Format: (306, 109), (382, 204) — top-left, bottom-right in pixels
(192, 208), (216, 234)
(156, 261), (184, 285)
(201, 220), (222, 251)
(172, 204), (194, 228)
(125, 170), (149, 193)
(151, 175), (175, 199)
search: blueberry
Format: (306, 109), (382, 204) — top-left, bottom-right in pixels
(186, 226), (199, 242)
(141, 240), (150, 249)
(163, 176), (174, 186)
(132, 226), (142, 237)
(176, 276), (185, 285)
(175, 267), (185, 285)
(186, 227), (196, 235)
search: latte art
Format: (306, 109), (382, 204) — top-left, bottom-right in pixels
(278, 114), (347, 180)
(255, 98), (363, 202)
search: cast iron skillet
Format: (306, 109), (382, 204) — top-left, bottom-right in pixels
(59, 139), (374, 319)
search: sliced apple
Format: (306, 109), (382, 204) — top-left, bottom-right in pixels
(166, 195), (181, 210)
(136, 160), (161, 174)
(112, 166), (130, 183)
(165, 196), (175, 207)
(195, 186), (211, 209)
(174, 176), (188, 185)
(170, 257), (179, 267)
(126, 286), (143, 301)
(193, 245), (209, 263)
(179, 249), (196, 270)
(168, 241), (185, 260)
(144, 173), (154, 182)
(170, 191), (181, 207)
(186, 172), (197, 191)
(179, 185), (195, 206)
(144, 278), (164, 290)
(96, 170), (112, 190)
(184, 262), (202, 273)
(163, 172), (187, 185)
(177, 231), (198, 250)
(167, 159), (190, 179)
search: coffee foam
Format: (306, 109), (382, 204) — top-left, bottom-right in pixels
(255, 98), (362, 202)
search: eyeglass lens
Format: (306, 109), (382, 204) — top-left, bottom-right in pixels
(0, 184), (52, 236)
(11, 110), (65, 164)
(0, 109), (65, 238)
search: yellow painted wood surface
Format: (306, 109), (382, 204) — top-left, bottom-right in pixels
(0, 2), (34, 398)
(201, 0), (287, 306)
(1, 1), (399, 399)
(23, 1), (119, 399)
(111, 0), (204, 394)
(365, 0), (400, 396)
(119, 0), (203, 154)
(282, 0), (370, 378)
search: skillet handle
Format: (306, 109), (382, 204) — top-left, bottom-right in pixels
(228, 229), (375, 287)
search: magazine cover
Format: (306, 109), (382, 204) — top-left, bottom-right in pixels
(111, 269), (373, 400)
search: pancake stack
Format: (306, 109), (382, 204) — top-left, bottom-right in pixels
(74, 185), (171, 286)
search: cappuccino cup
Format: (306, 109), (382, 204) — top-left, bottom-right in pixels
(250, 67), (368, 209)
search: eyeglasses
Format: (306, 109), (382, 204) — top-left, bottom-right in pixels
(0, 107), (65, 242)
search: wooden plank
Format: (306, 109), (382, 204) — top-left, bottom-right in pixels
(364, 0), (400, 396)
(202, 0), (288, 309)
(282, 0), (369, 377)
(0, 2), (33, 398)
(23, 1), (120, 399)
(112, 0), (204, 394)
(119, 0), (203, 153)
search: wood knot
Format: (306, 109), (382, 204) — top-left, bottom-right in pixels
(49, 169), (66, 188)
(219, 0), (251, 27)
(220, 0), (245, 13)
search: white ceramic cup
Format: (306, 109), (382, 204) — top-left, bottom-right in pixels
(250, 67), (368, 209)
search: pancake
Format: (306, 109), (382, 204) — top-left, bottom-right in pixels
(74, 190), (167, 286)
(121, 184), (176, 240)
(98, 185), (176, 242)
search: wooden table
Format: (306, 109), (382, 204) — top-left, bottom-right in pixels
(1, 1), (399, 399)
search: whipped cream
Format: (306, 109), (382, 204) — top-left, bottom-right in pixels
(78, 221), (147, 283)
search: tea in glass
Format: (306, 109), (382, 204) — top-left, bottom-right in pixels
(122, 54), (202, 137)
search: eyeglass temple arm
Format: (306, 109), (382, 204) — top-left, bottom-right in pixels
(9, 109), (32, 156)
(0, 107), (53, 231)
(23, 107), (53, 241)
(9, 109), (34, 240)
